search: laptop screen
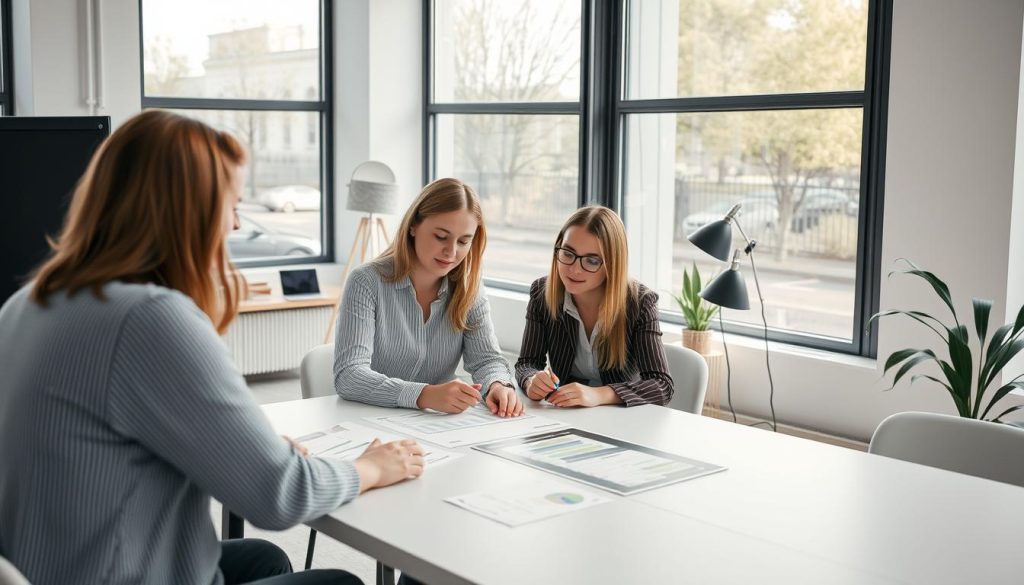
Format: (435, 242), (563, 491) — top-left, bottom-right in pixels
(280, 269), (320, 295)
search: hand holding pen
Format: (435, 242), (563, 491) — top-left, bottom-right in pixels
(525, 366), (560, 402)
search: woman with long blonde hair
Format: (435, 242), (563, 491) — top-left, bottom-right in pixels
(516, 206), (674, 407)
(333, 177), (522, 417)
(0, 110), (422, 585)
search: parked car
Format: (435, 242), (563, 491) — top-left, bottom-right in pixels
(228, 213), (321, 259)
(681, 196), (779, 240)
(257, 185), (321, 213)
(791, 188), (854, 232)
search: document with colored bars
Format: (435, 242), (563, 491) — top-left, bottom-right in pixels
(472, 428), (726, 495)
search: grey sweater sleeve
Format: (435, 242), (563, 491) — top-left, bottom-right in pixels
(333, 267), (426, 408)
(107, 293), (361, 531)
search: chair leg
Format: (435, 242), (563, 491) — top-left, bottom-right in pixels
(304, 528), (317, 570)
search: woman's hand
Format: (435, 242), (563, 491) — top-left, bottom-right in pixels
(525, 368), (560, 401)
(353, 438), (425, 493)
(417, 380), (482, 413)
(283, 435), (309, 457)
(547, 383), (619, 408)
(485, 383), (524, 417)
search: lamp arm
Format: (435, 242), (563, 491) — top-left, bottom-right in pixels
(731, 218), (758, 256)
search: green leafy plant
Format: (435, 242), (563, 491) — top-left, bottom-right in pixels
(674, 263), (719, 331)
(872, 259), (1024, 423)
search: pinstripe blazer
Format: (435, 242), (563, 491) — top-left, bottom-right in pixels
(515, 277), (674, 407)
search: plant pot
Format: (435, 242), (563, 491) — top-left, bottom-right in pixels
(681, 329), (713, 356)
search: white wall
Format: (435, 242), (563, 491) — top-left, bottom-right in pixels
(13, 0), (1024, 441)
(12, 0), (140, 126)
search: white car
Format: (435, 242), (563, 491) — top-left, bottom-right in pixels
(258, 185), (321, 213)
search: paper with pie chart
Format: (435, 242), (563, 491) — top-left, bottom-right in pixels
(445, 480), (610, 527)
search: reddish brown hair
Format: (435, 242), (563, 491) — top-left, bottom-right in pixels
(31, 110), (247, 333)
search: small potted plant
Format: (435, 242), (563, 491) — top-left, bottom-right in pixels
(674, 263), (720, 355)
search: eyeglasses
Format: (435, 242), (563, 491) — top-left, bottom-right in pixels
(554, 247), (604, 273)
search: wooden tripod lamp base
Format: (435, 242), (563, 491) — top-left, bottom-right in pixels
(341, 214), (390, 284)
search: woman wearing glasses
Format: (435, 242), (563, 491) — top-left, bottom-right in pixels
(515, 206), (674, 407)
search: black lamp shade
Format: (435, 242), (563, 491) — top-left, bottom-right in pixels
(687, 220), (733, 262)
(700, 268), (750, 310)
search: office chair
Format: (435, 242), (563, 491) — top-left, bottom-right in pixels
(663, 343), (709, 415)
(300, 344), (335, 399)
(869, 411), (1024, 488)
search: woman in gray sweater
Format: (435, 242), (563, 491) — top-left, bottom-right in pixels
(0, 110), (422, 585)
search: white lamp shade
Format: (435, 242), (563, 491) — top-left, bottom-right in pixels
(347, 179), (400, 214)
(346, 160), (399, 214)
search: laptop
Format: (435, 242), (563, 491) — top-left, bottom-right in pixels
(280, 268), (325, 301)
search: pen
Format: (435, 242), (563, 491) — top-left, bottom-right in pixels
(542, 366), (560, 402)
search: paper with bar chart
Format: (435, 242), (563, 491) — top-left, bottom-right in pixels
(295, 422), (462, 467)
(364, 404), (568, 448)
(472, 428), (726, 495)
(445, 479), (610, 527)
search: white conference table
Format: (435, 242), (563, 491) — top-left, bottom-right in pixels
(257, 397), (1024, 585)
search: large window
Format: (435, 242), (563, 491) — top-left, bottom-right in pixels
(426, 0), (890, 356)
(141, 0), (332, 267)
(428, 0), (584, 287)
(1, 0), (12, 115)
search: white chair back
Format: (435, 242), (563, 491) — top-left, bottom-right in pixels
(663, 343), (709, 415)
(300, 344), (335, 399)
(869, 411), (1024, 487)
(0, 556), (31, 585)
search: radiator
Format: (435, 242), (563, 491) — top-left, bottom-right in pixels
(223, 305), (333, 375)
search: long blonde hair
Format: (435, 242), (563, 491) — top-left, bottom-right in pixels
(378, 177), (487, 332)
(546, 206), (636, 370)
(31, 110), (247, 334)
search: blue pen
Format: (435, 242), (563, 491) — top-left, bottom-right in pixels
(542, 366), (560, 402)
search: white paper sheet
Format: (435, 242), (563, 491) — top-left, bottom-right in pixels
(364, 404), (568, 448)
(295, 422), (462, 466)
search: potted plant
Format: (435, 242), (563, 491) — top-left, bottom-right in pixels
(872, 259), (1024, 425)
(674, 263), (720, 355)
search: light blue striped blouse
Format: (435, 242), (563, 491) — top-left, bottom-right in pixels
(333, 258), (514, 408)
(0, 283), (361, 585)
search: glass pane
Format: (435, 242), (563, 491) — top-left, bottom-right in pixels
(622, 110), (863, 340)
(142, 0), (321, 100)
(166, 108), (323, 261)
(433, 0), (582, 102)
(435, 114), (580, 283)
(624, 0), (869, 100)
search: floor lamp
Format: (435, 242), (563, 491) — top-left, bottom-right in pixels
(687, 204), (778, 432)
(325, 161), (399, 342)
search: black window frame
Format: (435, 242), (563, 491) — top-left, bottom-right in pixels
(425, 0), (890, 357)
(1, 0), (13, 116)
(423, 0), (588, 294)
(138, 0), (335, 269)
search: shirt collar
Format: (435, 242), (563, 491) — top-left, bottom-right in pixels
(395, 273), (451, 299)
(563, 290), (581, 320)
